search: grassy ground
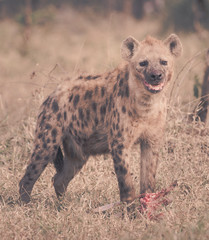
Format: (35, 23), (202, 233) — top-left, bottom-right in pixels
(0, 6), (209, 240)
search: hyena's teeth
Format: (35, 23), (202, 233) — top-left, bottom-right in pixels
(144, 80), (165, 91)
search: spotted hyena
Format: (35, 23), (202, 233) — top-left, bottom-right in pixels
(19, 34), (182, 204)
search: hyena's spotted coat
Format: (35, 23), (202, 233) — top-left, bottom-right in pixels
(19, 34), (182, 204)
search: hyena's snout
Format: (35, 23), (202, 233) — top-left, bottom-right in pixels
(146, 69), (165, 85)
(150, 70), (164, 83)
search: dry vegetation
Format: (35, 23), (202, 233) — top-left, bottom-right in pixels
(0, 6), (209, 240)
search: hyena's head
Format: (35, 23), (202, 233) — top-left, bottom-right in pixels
(121, 34), (182, 94)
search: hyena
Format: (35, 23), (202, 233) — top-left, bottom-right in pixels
(19, 34), (182, 204)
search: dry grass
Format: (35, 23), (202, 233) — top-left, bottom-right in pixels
(0, 6), (209, 240)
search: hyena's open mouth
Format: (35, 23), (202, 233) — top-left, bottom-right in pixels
(143, 79), (165, 94)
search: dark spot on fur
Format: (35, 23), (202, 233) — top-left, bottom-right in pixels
(86, 109), (90, 121)
(94, 86), (98, 95)
(86, 75), (92, 80)
(39, 113), (46, 128)
(52, 100), (59, 113)
(101, 87), (105, 97)
(38, 110), (45, 120)
(78, 108), (84, 121)
(45, 123), (52, 130)
(73, 94), (80, 108)
(105, 98), (108, 106)
(128, 111), (132, 117)
(118, 88), (124, 98)
(117, 131), (122, 138)
(69, 94), (74, 102)
(77, 121), (80, 127)
(119, 78), (124, 87)
(95, 117), (99, 126)
(92, 75), (101, 79)
(84, 121), (88, 127)
(92, 102), (97, 113)
(116, 123), (119, 130)
(35, 154), (41, 161)
(78, 76), (83, 79)
(108, 94), (113, 112)
(110, 128), (113, 136)
(125, 85), (129, 98)
(43, 96), (52, 108)
(125, 71), (129, 80)
(47, 138), (50, 143)
(117, 113), (120, 123)
(122, 106), (126, 113)
(35, 144), (39, 150)
(43, 143), (47, 149)
(111, 139), (118, 148)
(64, 111), (67, 121)
(117, 144), (124, 155)
(113, 122), (116, 130)
(51, 128), (57, 138)
(113, 83), (117, 93)
(84, 90), (93, 100)
(100, 105), (106, 116)
(38, 133), (43, 139)
(69, 122), (73, 129)
(72, 114), (77, 121)
(57, 112), (62, 121)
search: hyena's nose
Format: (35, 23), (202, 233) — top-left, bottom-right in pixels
(150, 71), (164, 81)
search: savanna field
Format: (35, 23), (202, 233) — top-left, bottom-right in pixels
(0, 4), (209, 240)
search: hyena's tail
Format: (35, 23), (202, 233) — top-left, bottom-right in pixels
(53, 147), (64, 173)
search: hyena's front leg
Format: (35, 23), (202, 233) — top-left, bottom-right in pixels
(111, 141), (136, 203)
(140, 139), (159, 194)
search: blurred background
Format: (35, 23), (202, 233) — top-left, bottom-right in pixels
(0, 0), (209, 127)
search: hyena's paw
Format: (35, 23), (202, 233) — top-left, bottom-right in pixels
(19, 181), (31, 204)
(52, 173), (67, 199)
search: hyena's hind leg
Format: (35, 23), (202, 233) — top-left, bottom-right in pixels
(19, 143), (60, 203)
(53, 134), (89, 198)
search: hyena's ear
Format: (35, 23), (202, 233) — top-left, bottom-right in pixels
(121, 36), (140, 61)
(164, 34), (183, 58)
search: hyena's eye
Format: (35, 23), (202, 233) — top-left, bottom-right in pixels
(160, 60), (168, 66)
(139, 60), (148, 67)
